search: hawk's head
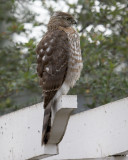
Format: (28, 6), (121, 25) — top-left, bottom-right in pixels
(48, 11), (77, 29)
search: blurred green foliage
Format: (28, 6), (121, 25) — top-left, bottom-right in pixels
(0, 0), (128, 115)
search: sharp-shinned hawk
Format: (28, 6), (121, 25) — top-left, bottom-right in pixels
(36, 11), (83, 145)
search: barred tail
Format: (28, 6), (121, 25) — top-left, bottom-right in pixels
(41, 85), (64, 144)
(41, 103), (52, 145)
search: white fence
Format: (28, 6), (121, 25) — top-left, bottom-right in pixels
(0, 96), (128, 160)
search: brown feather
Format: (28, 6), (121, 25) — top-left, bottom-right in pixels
(36, 29), (70, 144)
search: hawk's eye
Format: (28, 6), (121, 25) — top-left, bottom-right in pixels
(66, 18), (71, 21)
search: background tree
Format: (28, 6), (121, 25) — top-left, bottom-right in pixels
(0, 0), (128, 115)
(0, 0), (42, 114)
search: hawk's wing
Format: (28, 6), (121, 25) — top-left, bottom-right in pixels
(36, 30), (70, 144)
(36, 30), (69, 108)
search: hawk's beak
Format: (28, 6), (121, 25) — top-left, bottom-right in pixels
(73, 19), (77, 25)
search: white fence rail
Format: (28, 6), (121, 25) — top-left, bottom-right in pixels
(0, 96), (128, 160)
(44, 97), (128, 160)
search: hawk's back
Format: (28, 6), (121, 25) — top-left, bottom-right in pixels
(36, 29), (70, 108)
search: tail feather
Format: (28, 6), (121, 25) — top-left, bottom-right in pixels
(42, 112), (51, 145)
(41, 102), (52, 145)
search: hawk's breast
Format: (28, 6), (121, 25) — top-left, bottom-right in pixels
(65, 29), (83, 88)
